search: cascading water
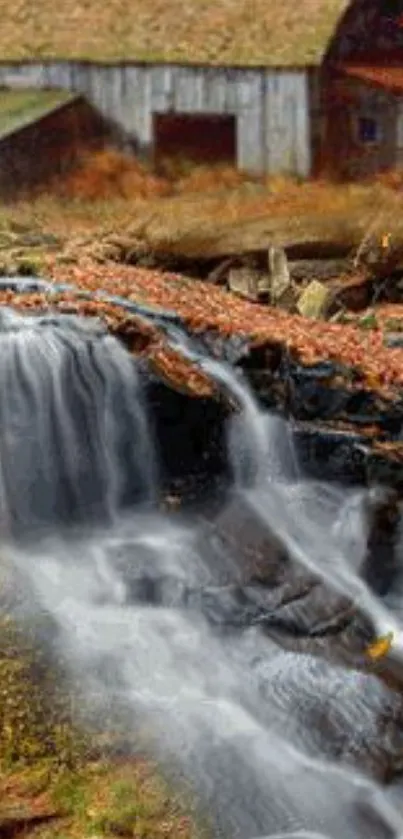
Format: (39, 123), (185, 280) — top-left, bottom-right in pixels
(2, 308), (403, 839)
(0, 308), (156, 537)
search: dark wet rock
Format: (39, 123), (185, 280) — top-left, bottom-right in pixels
(203, 495), (292, 586)
(293, 424), (369, 485)
(366, 446), (403, 492)
(248, 643), (403, 783)
(384, 332), (403, 349)
(0, 276), (53, 293)
(288, 257), (349, 283)
(196, 493), (398, 662)
(0, 806), (59, 837)
(227, 264), (268, 302)
(143, 376), (230, 500)
(103, 493), (384, 670)
(274, 356), (403, 431)
(361, 488), (402, 597)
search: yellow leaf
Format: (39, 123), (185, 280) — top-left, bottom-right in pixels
(366, 632), (394, 661)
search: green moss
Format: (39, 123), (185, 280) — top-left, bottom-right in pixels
(51, 771), (91, 819)
(357, 311), (379, 330)
(0, 614), (90, 771)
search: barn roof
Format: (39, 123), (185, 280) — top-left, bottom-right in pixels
(0, 0), (351, 67)
(0, 89), (78, 141)
(337, 63), (403, 95)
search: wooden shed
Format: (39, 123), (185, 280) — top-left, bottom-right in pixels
(0, 0), (402, 179)
(0, 88), (112, 197)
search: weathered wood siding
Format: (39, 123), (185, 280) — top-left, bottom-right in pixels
(307, 68), (323, 175)
(0, 61), (311, 176)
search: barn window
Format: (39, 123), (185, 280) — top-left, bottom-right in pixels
(153, 113), (237, 166)
(357, 116), (380, 144)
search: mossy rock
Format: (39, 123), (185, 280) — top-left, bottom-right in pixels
(0, 554), (90, 771)
(0, 612), (90, 769)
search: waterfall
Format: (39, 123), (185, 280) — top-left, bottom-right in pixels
(1, 307), (403, 839)
(0, 308), (156, 537)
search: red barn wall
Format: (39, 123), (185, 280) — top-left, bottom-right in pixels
(317, 69), (399, 178)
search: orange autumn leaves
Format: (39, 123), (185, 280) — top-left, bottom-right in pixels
(47, 258), (403, 396)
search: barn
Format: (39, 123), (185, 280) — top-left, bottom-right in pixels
(0, 0), (402, 179)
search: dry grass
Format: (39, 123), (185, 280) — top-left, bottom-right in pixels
(3, 157), (403, 260)
(57, 149), (172, 201)
(0, 0), (349, 65)
(1, 160), (403, 284)
(51, 148), (272, 202)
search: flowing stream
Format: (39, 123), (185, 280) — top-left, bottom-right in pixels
(1, 308), (403, 838)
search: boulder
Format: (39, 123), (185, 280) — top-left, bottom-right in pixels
(297, 279), (333, 319)
(384, 332), (403, 349)
(227, 265), (269, 302)
(267, 246), (297, 310)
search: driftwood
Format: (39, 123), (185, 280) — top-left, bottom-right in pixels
(205, 257), (236, 285)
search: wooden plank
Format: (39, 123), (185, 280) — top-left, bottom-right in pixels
(0, 63), (48, 88)
(125, 66), (153, 148)
(189, 68), (205, 111)
(203, 68), (228, 113)
(151, 66), (173, 111)
(237, 73), (264, 172)
(224, 68), (243, 112)
(173, 67), (200, 112)
(264, 70), (310, 176)
(294, 74), (311, 176)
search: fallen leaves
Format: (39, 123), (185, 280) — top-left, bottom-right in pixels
(2, 241), (403, 402)
(366, 632), (394, 661)
(46, 259), (403, 397)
